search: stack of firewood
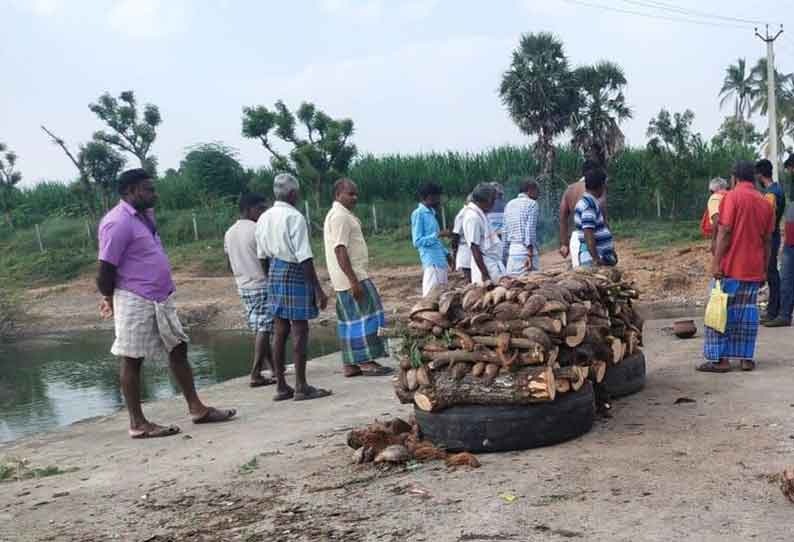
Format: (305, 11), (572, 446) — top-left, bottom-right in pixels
(380, 267), (644, 412)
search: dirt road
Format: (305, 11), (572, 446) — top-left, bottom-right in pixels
(2, 315), (794, 541)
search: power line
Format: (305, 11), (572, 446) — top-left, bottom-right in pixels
(560, 0), (751, 30)
(618, 0), (768, 26)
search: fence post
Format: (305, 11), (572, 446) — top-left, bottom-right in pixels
(371, 204), (378, 233)
(85, 220), (92, 241)
(441, 205), (447, 231)
(304, 201), (312, 237)
(35, 224), (45, 254)
(191, 212), (199, 241)
(655, 188), (662, 219)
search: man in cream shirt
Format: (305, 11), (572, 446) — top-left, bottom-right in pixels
(323, 178), (392, 377)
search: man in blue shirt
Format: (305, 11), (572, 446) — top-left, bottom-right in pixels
(411, 182), (451, 296)
(575, 168), (616, 267)
(757, 159), (785, 324)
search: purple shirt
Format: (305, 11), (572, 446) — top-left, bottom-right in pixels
(98, 201), (175, 302)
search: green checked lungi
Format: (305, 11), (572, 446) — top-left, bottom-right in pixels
(336, 279), (387, 366)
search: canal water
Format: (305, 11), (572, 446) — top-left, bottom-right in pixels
(0, 327), (340, 443)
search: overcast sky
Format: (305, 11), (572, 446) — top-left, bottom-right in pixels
(3, 0), (794, 186)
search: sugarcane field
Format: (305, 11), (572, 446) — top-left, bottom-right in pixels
(5, 2), (794, 542)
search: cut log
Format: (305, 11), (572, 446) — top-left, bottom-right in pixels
(397, 369), (409, 390)
(538, 300), (569, 315)
(451, 362), (471, 380)
(546, 346), (560, 365)
(566, 303), (589, 322)
(521, 327), (553, 350)
(520, 294), (547, 319)
(423, 350), (498, 365)
(482, 362), (500, 384)
(471, 362), (486, 378)
(607, 336), (624, 364)
(523, 316), (563, 335)
(493, 302), (522, 321)
(564, 319), (587, 347)
(589, 361), (607, 383)
(416, 366), (431, 387)
(394, 387), (415, 404)
(556, 378), (571, 394)
(406, 369), (419, 391)
(413, 365), (556, 412)
(625, 330), (640, 356)
(553, 366), (586, 391)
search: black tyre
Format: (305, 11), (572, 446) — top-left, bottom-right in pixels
(415, 382), (595, 453)
(601, 351), (646, 399)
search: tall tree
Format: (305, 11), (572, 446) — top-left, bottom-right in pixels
(41, 126), (125, 218)
(89, 91), (161, 175)
(499, 32), (579, 179)
(751, 59), (794, 160)
(241, 101), (356, 208)
(180, 143), (247, 198)
(570, 61), (632, 167)
(0, 142), (23, 227)
(79, 141), (126, 212)
(719, 58), (756, 146)
(719, 58), (755, 121)
(646, 109), (701, 219)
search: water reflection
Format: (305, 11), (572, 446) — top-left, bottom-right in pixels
(0, 327), (339, 443)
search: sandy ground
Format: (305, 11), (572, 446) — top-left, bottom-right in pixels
(19, 239), (714, 337)
(2, 314), (794, 541)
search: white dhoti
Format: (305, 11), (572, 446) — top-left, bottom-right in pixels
(422, 266), (449, 297)
(111, 289), (190, 360)
(455, 243), (472, 271)
(505, 243), (541, 277)
(569, 231), (581, 268)
(471, 257), (505, 285)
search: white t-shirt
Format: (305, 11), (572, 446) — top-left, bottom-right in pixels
(224, 219), (267, 290)
(256, 201), (314, 264)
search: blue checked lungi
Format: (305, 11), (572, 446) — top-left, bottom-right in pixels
(336, 279), (387, 366)
(239, 287), (273, 333)
(703, 279), (760, 361)
(268, 259), (319, 321)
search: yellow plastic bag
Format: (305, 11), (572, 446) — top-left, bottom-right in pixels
(704, 280), (728, 333)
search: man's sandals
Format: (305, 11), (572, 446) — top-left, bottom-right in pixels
(191, 407), (237, 424)
(344, 363), (394, 378)
(249, 376), (277, 388)
(129, 423), (181, 439)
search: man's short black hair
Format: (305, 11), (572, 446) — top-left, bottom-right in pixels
(239, 192), (266, 214)
(118, 168), (151, 195)
(734, 160), (756, 182)
(784, 154), (794, 170)
(756, 159), (774, 178)
(582, 159), (600, 176)
(418, 182), (443, 200)
(584, 168), (607, 191)
(519, 178), (539, 194)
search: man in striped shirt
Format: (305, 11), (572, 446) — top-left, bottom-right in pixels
(575, 168), (616, 267)
(504, 179), (540, 276)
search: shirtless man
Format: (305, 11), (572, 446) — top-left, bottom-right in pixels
(558, 160), (608, 267)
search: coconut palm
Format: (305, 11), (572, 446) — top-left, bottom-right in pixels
(719, 58), (755, 122)
(751, 59), (794, 159)
(499, 32), (579, 178)
(570, 61), (633, 167)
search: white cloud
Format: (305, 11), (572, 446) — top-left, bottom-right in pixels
(108, 0), (188, 39)
(319, 0), (438, 21)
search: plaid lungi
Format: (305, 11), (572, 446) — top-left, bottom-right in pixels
(110, 289), (190, 360)
(268, 259), (318, 321)
(336, 279), (387, 366)
(703, 279), (760, 361)
(239, 287), (273, 333)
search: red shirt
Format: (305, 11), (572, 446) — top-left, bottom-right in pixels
(718, 182), (775, 282)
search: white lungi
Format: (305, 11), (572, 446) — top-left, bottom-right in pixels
(505, 243), (541, 277)
(471, 257), (505, 285)
(570, 231), (581, 268)
(422, 266), (449, 297)
(455, 243), (472, 271)
(111, 289), (190, 360)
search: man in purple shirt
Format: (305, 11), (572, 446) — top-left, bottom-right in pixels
(97, 168), (236, 439)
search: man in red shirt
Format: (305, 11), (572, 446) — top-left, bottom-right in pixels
(701, 160), (774, 373)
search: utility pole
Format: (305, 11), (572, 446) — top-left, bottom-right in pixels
(756, 24), (784, 182)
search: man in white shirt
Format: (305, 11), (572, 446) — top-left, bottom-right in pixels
(451, 194), (472, 282)
(504, 179), (540, 276)
(463, 183), (505, 284)
(224, 193), (274, 388)
(256, 174), (331, 402)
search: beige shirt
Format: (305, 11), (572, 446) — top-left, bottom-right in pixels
(323, 202), (369, 291)
(224, 219), (267, 290)
(256, 201), (313, 264)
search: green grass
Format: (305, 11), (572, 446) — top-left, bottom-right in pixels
(611, 219), (702, 250)
(0, 459), (79, 483)
(238, 457), (258, 475)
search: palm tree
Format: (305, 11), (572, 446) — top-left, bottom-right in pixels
(751, 59), (794, 160)
(719, 59), (755, 122)
(570, 61), (633, 167)
(499, 32), (579, 179)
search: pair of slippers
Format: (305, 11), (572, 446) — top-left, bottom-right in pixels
(129, 407), (237, 439)
(344, 365), (394, 378)
(273, 385), (332, 402)
(696, 360), (755, 373)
